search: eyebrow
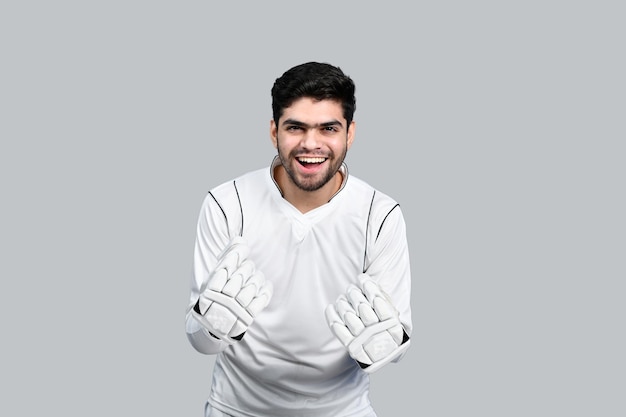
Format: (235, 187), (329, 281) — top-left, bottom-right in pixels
(282, 118), (344, 129)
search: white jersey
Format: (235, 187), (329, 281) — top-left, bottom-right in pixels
(186, 158), (412, 417)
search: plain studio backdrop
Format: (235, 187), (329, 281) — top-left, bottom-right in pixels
(1, 1), (624, 416)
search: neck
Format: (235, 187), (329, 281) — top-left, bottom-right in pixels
(273, 165), (344, 214)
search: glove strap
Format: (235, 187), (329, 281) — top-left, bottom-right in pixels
(346, 318), (399, 358)
(200, 290), (254, 326)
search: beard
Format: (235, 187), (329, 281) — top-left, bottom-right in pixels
(277, 144), (348, 192)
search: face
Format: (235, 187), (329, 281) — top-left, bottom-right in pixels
(270, 97), (355, 192)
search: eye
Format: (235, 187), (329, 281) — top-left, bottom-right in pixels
(286, 125), (303, 132)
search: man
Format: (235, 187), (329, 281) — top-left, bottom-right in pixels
(186, 62), (412, 417)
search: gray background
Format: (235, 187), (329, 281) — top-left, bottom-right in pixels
(2, 1), (624, 416)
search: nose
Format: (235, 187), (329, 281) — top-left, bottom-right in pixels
(301, 129), (321, 150)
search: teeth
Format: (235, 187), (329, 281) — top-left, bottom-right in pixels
(298, 157), (325, 163)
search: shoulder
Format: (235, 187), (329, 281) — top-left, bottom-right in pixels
(198, 167), (269, 237)
(206, 167), (267, 200)
(345, 175), (402, 221)
(200, 167), (267, 215)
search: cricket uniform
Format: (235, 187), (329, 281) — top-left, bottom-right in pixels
(186, 157), (412, 417)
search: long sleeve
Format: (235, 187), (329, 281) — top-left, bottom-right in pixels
(364, 202), (413, 339)
(185, 191), (236, 355)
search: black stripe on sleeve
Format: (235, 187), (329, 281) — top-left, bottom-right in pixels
(363, 191), (376, 273)
(233, 180), (244, 237)
(376, 204), (400, 241)
(208, 191), (229, 233)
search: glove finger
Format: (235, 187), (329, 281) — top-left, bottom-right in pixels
(329, 322), (355, 347)
(238, 270), (271, 306)
(346, 286), (369, 311)
(223, 259), (254, 297)
(325, 304), (342, 326)
(234, 259), (256, 280)
(207, 268), (228, 292)
(195, 294), (213, 315)
(335, 296), (357, 318)
(261, 277), (273, 297)
(357, 273), (372, 283)
(236, 282), (257, 307)
(222, 271), (243, 297)
(246, 279), (273, 317)
(219, 236), (249, 260)
(347, 342), (372, 365)
(388, 323), (405, 344)
(246, 294), (270, 317)
(217, 250), (243, 277)
(343, 311), (365, 336)
(230, 238), (250, 261)
(229, 320), (247, 338)
(241, 266), (265, 291)
(361, 278), (384, 304)
(358, 303), (379, 326)
(372, 296), (397, 321)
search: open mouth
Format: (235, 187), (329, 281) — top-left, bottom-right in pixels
(297, 156), (327, 166)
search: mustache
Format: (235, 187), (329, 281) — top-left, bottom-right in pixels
(291, 150), (332, 158)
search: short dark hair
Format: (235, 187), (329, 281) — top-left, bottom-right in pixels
(271, 62), (356, 126)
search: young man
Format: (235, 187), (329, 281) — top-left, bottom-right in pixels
(186, 62), (412, 417)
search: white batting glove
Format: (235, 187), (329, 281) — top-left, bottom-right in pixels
(325, 274), (410, 373)
(192, 237), (273, 345)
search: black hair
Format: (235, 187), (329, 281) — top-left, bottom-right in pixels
(271, 62), (356, 125)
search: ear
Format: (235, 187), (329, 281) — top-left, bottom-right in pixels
(346, 120), (356, 149)
(270, 119), (278, 149)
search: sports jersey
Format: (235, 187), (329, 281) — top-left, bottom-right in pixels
(186, 157), (412, 417)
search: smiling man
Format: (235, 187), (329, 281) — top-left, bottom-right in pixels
(271, 96), (354, 212)
(186, 62), (413, 417)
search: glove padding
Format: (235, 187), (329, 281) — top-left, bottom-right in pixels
(192, 237), (272, 345)
(325, 274), (410, 373)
